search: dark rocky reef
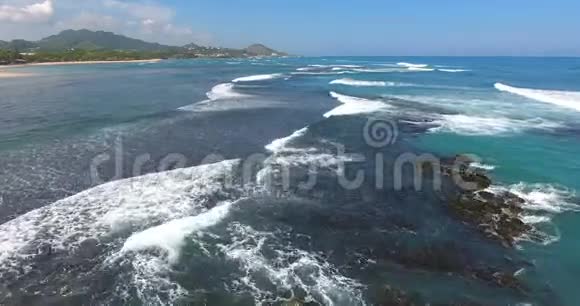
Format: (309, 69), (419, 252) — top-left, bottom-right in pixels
(436, 155), (534, 247)
(377, 285), (486, 306)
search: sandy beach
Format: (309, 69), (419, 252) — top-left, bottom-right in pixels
(0, 59), (163, 69)
(0, 70), (34, 78)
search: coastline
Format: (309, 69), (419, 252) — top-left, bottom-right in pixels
(0, 70), (35, 78)
(0, 58), (163, 69)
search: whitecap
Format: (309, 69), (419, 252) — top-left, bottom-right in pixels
(265, 127), (309, 153)
(471, 162), (496, 171)
(291, 71), (356, 76)
(397, 62), (429, 68)
(330, 78), (386, 87)
(407, 67), (435, 72)
(483, 183), (577, 245)
(220, 223), (366, 305)
(330, 78), (413, 87)
(495, 83), (580, 112)
(438, 68), (470, 73)
(325, 92), (391, 118)
(232, 73), (284, 83)
(206, 83), (249, 100)
(0, 159), (242, 275)
(490, 183), (579, 214)
(429, 114), (560, 136)
(120, 201), (235, 264)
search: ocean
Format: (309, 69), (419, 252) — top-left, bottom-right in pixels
(0, 57), (579, 305)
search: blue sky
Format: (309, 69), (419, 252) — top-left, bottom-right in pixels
(1, 0), (579, 56)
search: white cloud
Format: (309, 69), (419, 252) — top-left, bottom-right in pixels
(0, 0), (54, 23)
(103, 0), (174, 23)
(56, 11), (122, 32)
(0, 0), (213, 46)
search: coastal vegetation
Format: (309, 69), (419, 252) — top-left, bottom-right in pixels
(0, 29), (286, 65)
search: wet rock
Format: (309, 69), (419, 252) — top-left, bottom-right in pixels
(436, 155), (534, 247)
(450, 193), (531, 247)
(469, 268), (526, 291)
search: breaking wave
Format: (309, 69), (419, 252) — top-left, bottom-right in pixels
(325, 92), (391, 118)
(220, 223), (366, 305)
(397, 62), (428, 68)
(232, 73), (285, 83)
(0, 159), (243, 277)
(206, 83), (249, 100)
(120, 201), (236, 264)
(491, 183), (579, 214)
(495, 83), (580, 112)
(438, 68), (470, 73)
(429, 114), (561, 136)
(265, 127), (310, 153)
(329, 78), (410, 87)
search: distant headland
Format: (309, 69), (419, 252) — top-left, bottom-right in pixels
(0, 29), (288, 66)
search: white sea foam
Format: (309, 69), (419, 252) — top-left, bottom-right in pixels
(351, 68), (408, 73)
(330, 78), (385, 87)
(408, 67), (435, 72)
(471, 162), (496, 171)
(220, 223), (366, 305)
(0, 159), (242, 275)
(484, 183), (578, 244)
(206, 83), (249, 100)
(330, 78), (414, 87)
(397, 62), (429, 68)
(121, 201), (235, 264)
(495, 83), (580, 112)
(520, 215), (551, 224)
(492, 183), (579, 214)
(324, 91), (391, 118)
(265, 127), (309, 153)
(232, 73), (284, 83)
(292, 71), (356, 76)
(309, 64), (362, 68)
(438, 68), (470, 73)
(430, 114), (560, 136)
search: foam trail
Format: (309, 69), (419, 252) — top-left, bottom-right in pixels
(495, 83), (580, 112)
(206, 83), (248, 100)
(308, 64), (362, 68)
(121, 201), (234, 264)
(397, 62), (429, 68)
(471, 162), (496, 171)
(0, 159), (241, 274)
(503, 183), (578, 213)
(330, 78), (387, 87)
(232, 73), (284, 83)
(330, 78), (413, 87)
(408, 67), (435, 72)
(325, 92), (391, 118)
(292, 71), (355, 76)
(220, 223), (366, 305)
(438, 69), (469, 73)
(265, 127), (309, 153)
(430, 114), (561, 136)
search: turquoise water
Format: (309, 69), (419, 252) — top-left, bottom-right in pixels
(0, 57), (579, 305)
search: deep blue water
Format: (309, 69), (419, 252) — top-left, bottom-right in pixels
(0, 57), (579, 305)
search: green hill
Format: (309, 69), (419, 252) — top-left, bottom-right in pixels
(245, 43), (286, 56)
(36, 29), (177, 51)
(0, 29), (287, 62)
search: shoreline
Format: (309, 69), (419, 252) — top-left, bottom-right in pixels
(0, 70), (36, 78)
(0, 58), (163, 69)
